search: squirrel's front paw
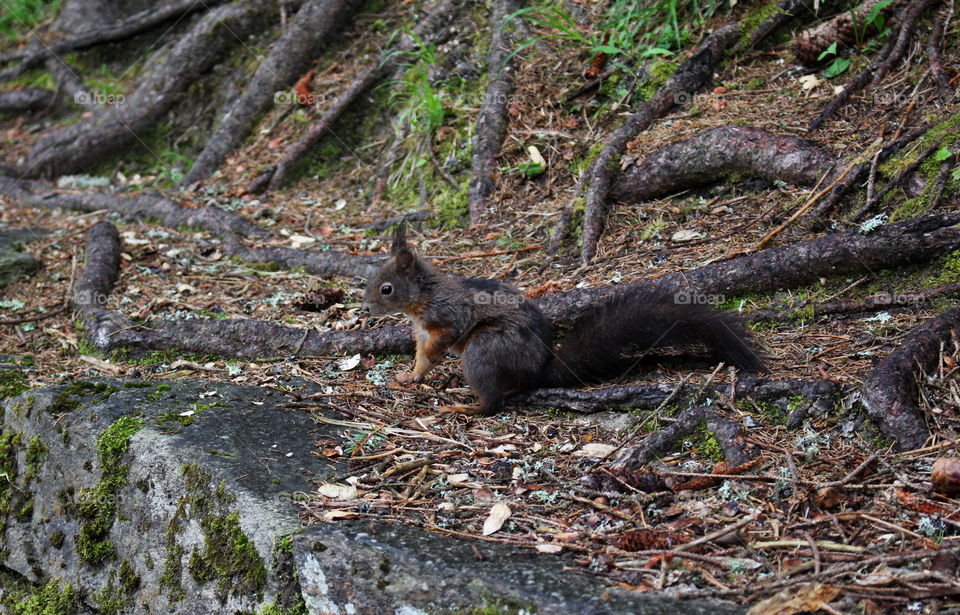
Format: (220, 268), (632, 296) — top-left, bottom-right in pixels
(395, 371), (421, 385)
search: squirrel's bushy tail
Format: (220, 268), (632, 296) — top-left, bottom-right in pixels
(542, 290), (765, 388)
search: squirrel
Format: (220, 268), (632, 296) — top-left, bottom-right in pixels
(360, 224), (765, 416)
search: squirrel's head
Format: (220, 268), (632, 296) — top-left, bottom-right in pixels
(361, 222), (428, 316)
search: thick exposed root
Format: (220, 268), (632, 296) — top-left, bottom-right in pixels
(182, 0), (363, 186)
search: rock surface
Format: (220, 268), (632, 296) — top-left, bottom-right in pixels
(0, 376), (745, 614)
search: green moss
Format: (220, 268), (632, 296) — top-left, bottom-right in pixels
(157, 401), (218, 428)
(257, 600), (308, 615)
(681, 422), (724, 461)
(447, 595), (537, 615)
(176, 464), (267, 602)
(49, 531), (65, 549)
(159, 543), (186, 602)
(92, 559), (140, 615)
(121, 382), (153, 389)
(246, 261), (282, 273)
(0, 369), (28, 399)
(48, 381), (119, 415)
(885, 111), (960, 221)
(637, 58), (680, 101)
(935, 249), (960, 285)
(24, 436), (47, 480)
(146, 384), (172, 401)
(433, 180), (470, 229)
(75, 417), (143, 565)
(0, 430), (23, 533)
(737, 1), (788, 48)
(9, 579), (81, 615)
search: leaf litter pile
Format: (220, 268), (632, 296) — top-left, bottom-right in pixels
(3, 0), (960, 610)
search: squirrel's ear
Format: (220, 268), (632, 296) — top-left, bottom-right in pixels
(391, 221), (408, 255)
(395, 245), (416, 275)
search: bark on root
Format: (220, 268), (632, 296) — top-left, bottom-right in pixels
(0, 175), (266, 238)
(1, 175), (385, 279)
(552, 22), (741, 262)
(74, 221), (408, 357)
(536, 213), (960, 323)
(467, 0), (520, 226)
(737, 0), (816, 51)
(608, 405), (756, 471)
(747, 282), (960, 322)
(861, 306), (960, 451)
(0, 0), (227, 81)
(517, 378), (839, 414)
(0, 88), (54, 113)
(609, 126), (834, 204)
(250, 0), (463, 193)
(805, 122), (930, 221)
(182, 0), (362, 186)
(19, 1), (279, 178)
(792, 0), (893, 65)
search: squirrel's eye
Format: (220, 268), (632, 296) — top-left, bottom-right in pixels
(380, 283), (393, 296)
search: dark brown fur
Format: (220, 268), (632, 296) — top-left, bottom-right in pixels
(361, 225), (765, 415)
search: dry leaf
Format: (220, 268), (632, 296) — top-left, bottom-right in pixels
(337, 354), (361, 371)
(321, 509), (358, 521)
(535, 544), (563, 554)
(482, 503), (512, 536)
(932, 457), (960, 496)
(573, 443), (616, 458)
(746, 583), (839, 615)
(317, 483), (358, 500)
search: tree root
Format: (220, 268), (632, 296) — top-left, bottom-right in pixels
(73, 221), (408, 358)
(467, 0), (520, 226)
(927, 16), (952, 100)
(611, 405), (756, 471)
(45, 57), (94, 109)
(19, 1), (280, 178)
(516, 378), (839, 414)
(0, 0), (228, 82)
(747, 282), (960, 322)
(0, 175), (266, 238)
(1, 175), (385, 279)
(792, 0), (892, 64)
(809, 0), (942, 132)
(536, 213), (960, 323)
(551, 23), (741, 262)
(182, 0), (362, 186)
(0, 88), (54, 113)
(609, 126), (834, 204)
(249, 0), (463, 194)
(73, 220), (122, 339)
(849, 134), (946, 221)
(805, 122), (930, 222)
(737, 0), (819, 53)
(223, 237), (384, 279)
(861, 305), (960, 451)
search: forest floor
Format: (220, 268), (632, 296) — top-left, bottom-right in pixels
(3, 0), (960, 610)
